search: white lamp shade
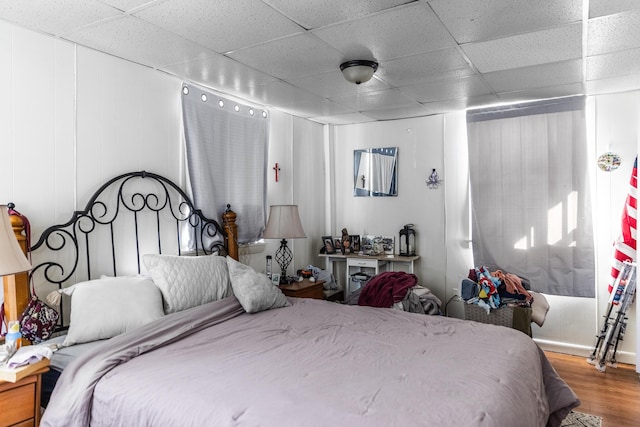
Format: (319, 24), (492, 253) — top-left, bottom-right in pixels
(263, 205), (306, 239)
(0, 205), (31, 276)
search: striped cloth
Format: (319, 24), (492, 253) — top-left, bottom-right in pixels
(608, 157), (637, 296)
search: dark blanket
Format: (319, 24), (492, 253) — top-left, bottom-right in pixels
(358, 271), (418, 308)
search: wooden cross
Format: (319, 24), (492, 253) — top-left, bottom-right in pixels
(273, 163), (281, 182)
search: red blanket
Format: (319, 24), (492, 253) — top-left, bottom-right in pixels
(358, 271), (418, 308)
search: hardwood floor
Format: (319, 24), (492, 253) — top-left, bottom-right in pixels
(545, 351), (639, 427)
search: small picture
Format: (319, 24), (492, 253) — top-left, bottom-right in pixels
(271, 273), (280, 285)
(334, 237), (344, 254)
(322, 236), (336, 254)
(342, 235), (353, 254)
(350, 235), (361, 252)
(361, 235), (395, 255)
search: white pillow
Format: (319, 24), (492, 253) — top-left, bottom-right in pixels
(226, 256), (290, 313)
(63, 276), (164, 346)
(143, 254), (232, 314)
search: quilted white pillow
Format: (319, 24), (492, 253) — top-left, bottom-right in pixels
(62, 276), (164, 346)
(226, 256), (290, 313)
(143, 254), (232, 314)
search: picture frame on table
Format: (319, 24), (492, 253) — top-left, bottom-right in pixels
(361, 235), (394, 255)
(350, 235), (361, 252)
(271, 273), (281, 285)
(334, 237), (344, 254)
(322, 236), (336, 254)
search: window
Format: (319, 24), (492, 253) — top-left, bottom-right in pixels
(466, 96), (594, 297)
(182, 84), (269, 243)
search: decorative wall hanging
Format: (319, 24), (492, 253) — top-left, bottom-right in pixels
(597, 152), (621, 172)
(273, 163), (281, 182)
(426, 169), (442, 189)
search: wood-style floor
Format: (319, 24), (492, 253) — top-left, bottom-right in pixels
(545, 351), (639, 427)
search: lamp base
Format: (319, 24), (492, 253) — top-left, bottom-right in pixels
(274, 238), (293, 283)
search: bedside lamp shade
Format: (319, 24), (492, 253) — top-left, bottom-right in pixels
(262, 205), (306, 240)
(0, 205), (31, 276)
(263, 205), (306, 282)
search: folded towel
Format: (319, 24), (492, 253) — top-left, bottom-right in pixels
(7, 344), (53, 369)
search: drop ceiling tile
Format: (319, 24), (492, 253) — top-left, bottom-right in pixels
(399, 75), (493, 103)
(361, 104), (434, 121)
(589, 0), (640, 18)
(497, 82), (584, 103)
(484, 60), (583, 93)
(462, 24), (582, 73)
(99, 0), (161, 13)
(330, 88), (419, 111)
(133, 0), (303, 53)
(429, 0), (582, 44)
(312, 2), (456, 61)
(163, 54), (279, 92)
(0, 0), (121, 36)
(420, 94), (501, 114)
(262, 0), (412, 29)
(287, 70), (389, 99)
(377, 48), (475, 86)
(67, 15), (215, 68)
(586, 47), (640, 80)
(310, 112), (375, 125)
(587, 10), (640, 56)
(248, 81), (352, 116)
(585, 73), (640, 95)
(229, 33), (344, 80)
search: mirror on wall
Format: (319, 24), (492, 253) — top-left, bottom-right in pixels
(353, 147), (398, 197)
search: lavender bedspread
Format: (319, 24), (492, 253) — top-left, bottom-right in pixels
(42, 297), (579, 427)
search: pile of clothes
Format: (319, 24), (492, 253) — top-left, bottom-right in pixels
(351, 271), (442, 315)
(462, 266), (533, 315)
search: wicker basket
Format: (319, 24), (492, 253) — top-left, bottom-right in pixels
(463, 303), (514, 328)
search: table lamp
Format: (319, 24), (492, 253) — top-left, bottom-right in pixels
(262, 205), (306, 283)
(1, 205), (32, 329)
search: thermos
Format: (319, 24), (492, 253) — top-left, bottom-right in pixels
(5, 321), (22, 350)
(266, 255), (272, 279)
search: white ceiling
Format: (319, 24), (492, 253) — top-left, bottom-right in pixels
(2, 0), (640, 125)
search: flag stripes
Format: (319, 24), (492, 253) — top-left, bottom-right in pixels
(609, 157), (638, 296)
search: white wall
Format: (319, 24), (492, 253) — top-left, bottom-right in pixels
(0, 22), (184, 240)
(242, 111), (326, 275)
(331, 97), (639, 364)
(1, 21), (324, 299)
(331, 115), (450, 297)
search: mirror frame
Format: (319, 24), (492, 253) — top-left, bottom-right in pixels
(353, 147), (398, 197)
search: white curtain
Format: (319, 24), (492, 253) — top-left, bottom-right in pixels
(466, 96), (594, 297)
(182, 84), (269, 243)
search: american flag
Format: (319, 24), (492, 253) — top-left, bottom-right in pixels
(608, 156), (637, 299)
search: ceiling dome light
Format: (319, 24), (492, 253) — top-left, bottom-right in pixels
(340, 60), (378, 84)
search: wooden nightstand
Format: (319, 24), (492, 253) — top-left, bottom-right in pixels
(0, 361), (49, 427)
(279, 279), (325, 300)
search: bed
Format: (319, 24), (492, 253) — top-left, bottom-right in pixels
(8, 171), (579, 426)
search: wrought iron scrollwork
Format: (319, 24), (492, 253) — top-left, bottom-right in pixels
(30, 170), (228, 332)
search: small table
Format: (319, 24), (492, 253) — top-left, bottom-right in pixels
(279, 279), (325, 300)
(318, 253), (420, 301)
(0, 362), (49, 426)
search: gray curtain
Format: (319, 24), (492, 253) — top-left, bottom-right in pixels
(182, 84), (269, 243)
(466, 96), (594, 297)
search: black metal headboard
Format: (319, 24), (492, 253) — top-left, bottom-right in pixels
(30, 170), (228, 330)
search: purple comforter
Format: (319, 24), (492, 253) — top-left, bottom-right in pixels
(42, 297), (579, 427)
